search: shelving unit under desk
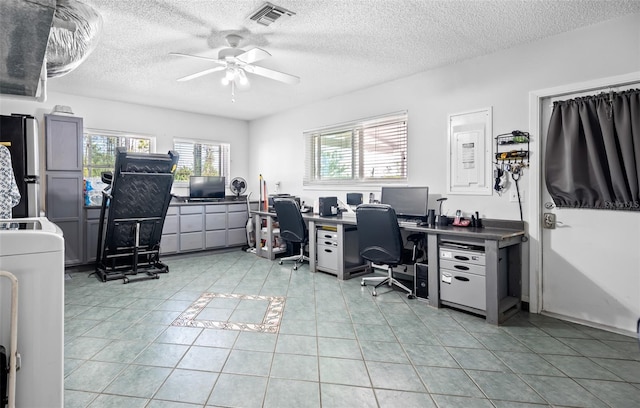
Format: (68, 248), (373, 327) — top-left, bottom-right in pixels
(252, 211), (286, 260)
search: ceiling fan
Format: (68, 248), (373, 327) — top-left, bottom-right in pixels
(171, 34), (299, 101)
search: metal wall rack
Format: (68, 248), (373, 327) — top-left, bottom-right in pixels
(495, 130), (530, 167)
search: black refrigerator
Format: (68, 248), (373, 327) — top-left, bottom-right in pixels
(0, 114), (40, 218)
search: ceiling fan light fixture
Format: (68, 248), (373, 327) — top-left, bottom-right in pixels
(237, 69), (249, 86)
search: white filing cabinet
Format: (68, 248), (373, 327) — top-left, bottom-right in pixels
(439, 244), (507, 312)
(316, 228), (339, 273)
(0, 218), (64, 408)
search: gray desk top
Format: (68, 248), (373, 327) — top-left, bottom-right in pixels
(251, 210), (525, 241)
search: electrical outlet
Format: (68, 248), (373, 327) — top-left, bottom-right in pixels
(509, 189), (524, 202)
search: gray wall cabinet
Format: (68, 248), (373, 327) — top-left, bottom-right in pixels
(45, 115), (84, 265)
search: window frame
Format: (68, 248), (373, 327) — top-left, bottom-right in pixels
(83, 128), (156, 180)
(304, 111), (408, 187)
(172, 138), (231, 185)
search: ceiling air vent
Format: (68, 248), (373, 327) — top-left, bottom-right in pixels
(248, 2), (295, 26)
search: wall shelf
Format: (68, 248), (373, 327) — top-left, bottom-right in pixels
(495, 131), (530, 167)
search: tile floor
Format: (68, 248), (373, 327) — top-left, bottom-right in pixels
(64, 251), (640, 408)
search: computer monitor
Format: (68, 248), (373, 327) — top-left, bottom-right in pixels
(346, 193), (363, 206)
(189, 176), (226, 200)
(380, 186), (429, 220)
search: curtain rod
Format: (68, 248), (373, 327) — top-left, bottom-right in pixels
(547, 82), (640, 108)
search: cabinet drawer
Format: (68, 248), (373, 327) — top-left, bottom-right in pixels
(317, 230), (338, 241)
(206, 204), (226, 213)
(317, 237), (338, 247)
(440, 269), (486, 310)
(163, 215), (178, 234)
(439, 259), (485, 276)
(228, 228), (247, 246)
(180, 232), (203, 251)
(180, 214), (203, 233)
(228, 203), (247, 212)
(228, 211), (248, 229)
(166, 206), (178, 216)
(206, 213), (226, 230)
(317, 244), (339, 271)
(160, 234), (178, 254)
(440, 248), (485, 266)
(205, 230), (226, 248)
(180, 205), (203, 215)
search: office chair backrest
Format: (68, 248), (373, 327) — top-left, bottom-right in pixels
(273, 198), (308, 244)
(356, 204), (403, 266)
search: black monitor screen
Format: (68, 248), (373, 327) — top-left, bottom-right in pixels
(380, 186), (429, 219)
(189, 176), (226, 199)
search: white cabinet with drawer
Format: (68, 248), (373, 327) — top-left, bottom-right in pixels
(439, 244), (507, 313)
(316, 228), (339, 273)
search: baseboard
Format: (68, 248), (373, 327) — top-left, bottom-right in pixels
(540, 310), (637, 338)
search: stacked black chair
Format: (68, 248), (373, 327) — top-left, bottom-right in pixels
(273, 197), (309, 270)
(94, 147), (178, 283)
(356, 203), (416, 298)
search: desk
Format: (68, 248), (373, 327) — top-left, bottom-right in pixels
(251, 210), (525, 324)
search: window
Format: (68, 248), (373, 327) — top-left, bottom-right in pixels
(304, 111), (408, 185)
(173, 139), (230, 182)
(83, 129), (153, 184)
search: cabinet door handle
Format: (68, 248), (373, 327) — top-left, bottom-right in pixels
(454, 265), (469, 271)
(454, 255), (470, 261)
(323, 234), (333, 239)
(324, 248), (333, 253)
(454, 276), (470, 282)
(324, 241), (333, 245)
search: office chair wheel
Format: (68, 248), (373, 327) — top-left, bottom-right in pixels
(293, 265), (298, 270)
(407, 294), (415, 299)
(372, 290), (377, 296)
(278, 260), (283, 265)
(361, 280), (366, 286)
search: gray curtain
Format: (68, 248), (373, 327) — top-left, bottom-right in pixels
(545, 88), (640, 210)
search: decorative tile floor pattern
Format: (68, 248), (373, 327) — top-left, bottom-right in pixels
(172, 292), (285, 333)
(63, 250), (640, 407)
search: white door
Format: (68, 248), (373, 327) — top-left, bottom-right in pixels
(540, 84), (640, 334)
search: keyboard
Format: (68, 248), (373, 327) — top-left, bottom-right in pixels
(398, 218), (424, 224)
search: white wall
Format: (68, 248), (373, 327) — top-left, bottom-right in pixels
(249, 13), (640, 215)
(0, 92), (250, 197)
(248, 13), (640, 318)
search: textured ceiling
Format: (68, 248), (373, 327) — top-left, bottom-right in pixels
(45, 0), (640, 120)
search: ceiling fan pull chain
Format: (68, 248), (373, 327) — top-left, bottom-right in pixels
(231, 80), (236, 103)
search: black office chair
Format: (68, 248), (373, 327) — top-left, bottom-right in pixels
(273, 197), (309, 270)
(356, 204), (415, 298)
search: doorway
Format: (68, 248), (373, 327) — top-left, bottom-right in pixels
(529, 73), (640, 335)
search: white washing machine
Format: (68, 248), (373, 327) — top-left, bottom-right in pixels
(0, 218), (64, 408)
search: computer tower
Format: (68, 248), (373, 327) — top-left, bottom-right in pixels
(415, 263), (428, 300)
(318, 196), (338, 216)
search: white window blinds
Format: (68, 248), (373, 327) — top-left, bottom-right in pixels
(304, 111), (408, 185)
(173, 139), (230, 182)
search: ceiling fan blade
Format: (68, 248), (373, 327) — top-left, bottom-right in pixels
(177, 66), (225, 82)
(236, 48), (271, 64)
(170, 52), (224, 64)
(244, 64), (300, 85)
